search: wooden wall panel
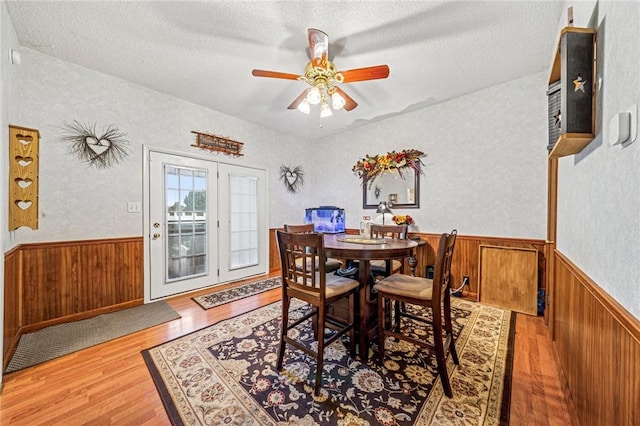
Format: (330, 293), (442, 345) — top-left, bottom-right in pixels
(3, 247), (21, 360)
(478, 245), (538, 315)
(553, 251), (640, 426)
(404, 233), (545, 301)
(267, 229), (546, 302)
(269, 228), (280, 273)
(3, 237), (144, 369)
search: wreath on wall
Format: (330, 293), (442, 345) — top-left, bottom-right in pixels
(352, 149), (426, 187)
(279, 165), (304, 193)
(59, 120), (130, 168)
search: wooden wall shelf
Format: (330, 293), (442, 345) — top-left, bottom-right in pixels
(548, 133), (594, 158)
(547, 27), (595, 158)
(8, 125), (40, 230)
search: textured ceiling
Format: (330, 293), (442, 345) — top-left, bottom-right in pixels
(6, 1), (563, 140)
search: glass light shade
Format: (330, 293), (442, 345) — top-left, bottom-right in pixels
(320, 102), (333, 118)
(376, 201), (393, 215)
(306, 87), (321, 105)
(332, 92), (346, 109)
(297, 99), (310, 114)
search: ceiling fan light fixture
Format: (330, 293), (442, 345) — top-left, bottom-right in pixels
(320, 101), (333, 118)
(307, 87), (321, 105)
(297, 99), (311, 114)
(331, 91), (346, 110)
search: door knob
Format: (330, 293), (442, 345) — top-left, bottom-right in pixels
(152, 232), (161, 240)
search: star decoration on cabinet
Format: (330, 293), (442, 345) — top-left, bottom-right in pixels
(573, 75), (586, 93)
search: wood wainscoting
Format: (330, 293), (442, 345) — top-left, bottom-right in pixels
(269, 229), (546, 302)
(3, 237), (143, 370)
(553, 251), (640, 426)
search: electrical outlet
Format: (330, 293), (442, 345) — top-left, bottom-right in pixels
(463, 276), (470, 286)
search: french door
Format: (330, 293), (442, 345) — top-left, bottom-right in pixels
(148, 151), (219, 300)
(217, 163), (267, 283)
(146, 150), (267, 301)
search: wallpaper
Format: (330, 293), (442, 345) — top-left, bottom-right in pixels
(556, 1), (640, 318)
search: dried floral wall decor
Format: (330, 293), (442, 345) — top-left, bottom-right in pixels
(59, 120), (130, 168)
(352, 149), (426, 187)
(191, 131), (244, 157)
(279, 165), (304, 193)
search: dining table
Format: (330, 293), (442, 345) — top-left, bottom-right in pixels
(323, 233), (418, 362)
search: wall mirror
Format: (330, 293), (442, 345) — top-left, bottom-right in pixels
(363, 169), (420, 209)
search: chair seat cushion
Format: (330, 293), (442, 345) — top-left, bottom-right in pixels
(295, 273), (359, 298)
(370, 259), (402, 273)
(324, 257), (343, 273)
(373, 274), (433, 300)
(295, 256), (343, 273)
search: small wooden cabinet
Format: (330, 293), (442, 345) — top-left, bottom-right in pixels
(547, 27), (596, 158)
(478, 245), (538, 315)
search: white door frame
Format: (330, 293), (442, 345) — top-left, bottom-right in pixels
(142, 145), (269, 303)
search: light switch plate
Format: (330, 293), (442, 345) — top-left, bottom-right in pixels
(628, 104), (638, 143)
(610, 112), (630, 146)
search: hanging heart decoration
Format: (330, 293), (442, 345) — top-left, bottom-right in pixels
(16, 134), (33, 146)
(279, 165), (304, 193)
(58, 120), (130, 168)
(15, 178), (33, 189)
(16, 200), (33, 210)
(16, 156), (33, 167)
(85, 136), (111, 155)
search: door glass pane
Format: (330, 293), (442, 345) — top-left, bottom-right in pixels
(165, 165), (208, 281)
(229, 175), (259, 270)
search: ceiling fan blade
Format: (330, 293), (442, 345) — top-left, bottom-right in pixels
(340, 65), (390, 83)
(308, 28), (329, 68)
(251, 69), (301, 80)
(287, 89), (310, 110)
(333, 87), (358, 111)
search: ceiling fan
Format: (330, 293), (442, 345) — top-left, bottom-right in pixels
(251, 28), (390, 117)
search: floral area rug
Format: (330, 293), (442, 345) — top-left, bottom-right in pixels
(143, 298), (514, 425)
(192, 277), (281, 310)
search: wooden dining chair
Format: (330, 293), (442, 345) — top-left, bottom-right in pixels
(369, 224), (408, 276)
(373, 229), (459, 397)
(284, 224), (343, 272)
(276, 230), (358, 396)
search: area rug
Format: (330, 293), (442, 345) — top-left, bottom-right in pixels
(5, 300), (180, 374)
(191, 277), (281, 310)
(143, 299), (514, 425)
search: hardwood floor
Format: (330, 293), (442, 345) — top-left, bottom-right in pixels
(0, 274), (576, 425)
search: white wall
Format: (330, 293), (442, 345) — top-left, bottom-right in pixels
(557, 1), (640, 319)
(0, 0), (22, 387)
(310, 72), (549, 239)
(12, 49), (311, 244)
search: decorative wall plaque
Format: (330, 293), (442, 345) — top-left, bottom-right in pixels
(9, 125), (40, 230)
(191, 131), (244, 157)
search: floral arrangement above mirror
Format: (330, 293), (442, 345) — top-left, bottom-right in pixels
(352, 149), (426, 188)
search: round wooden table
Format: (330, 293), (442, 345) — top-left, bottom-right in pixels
(323, 233), (418, 362)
